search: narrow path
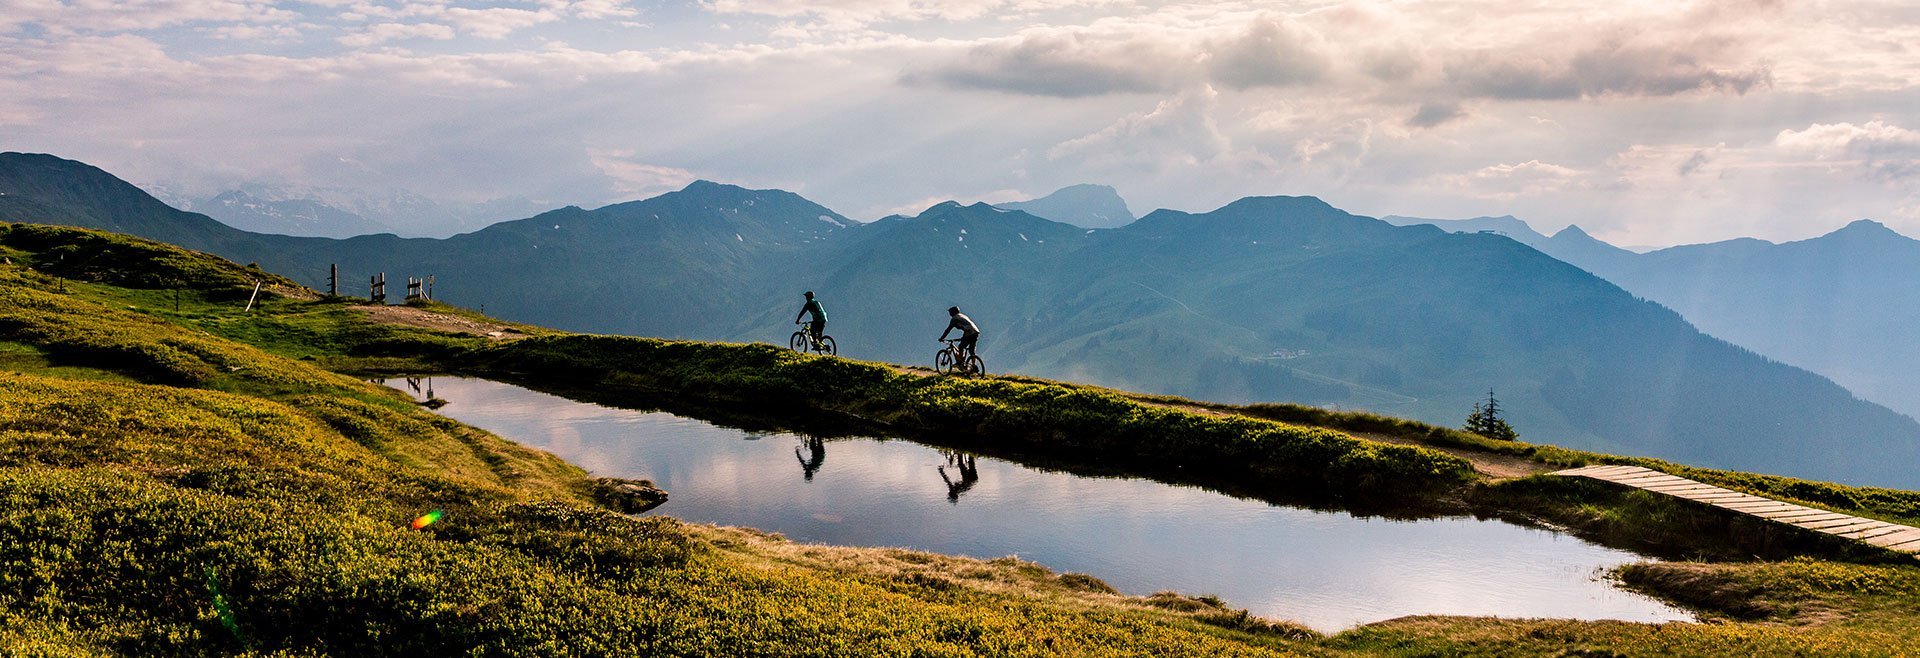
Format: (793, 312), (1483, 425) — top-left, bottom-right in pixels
(354, 305), (528, 340)
(1554, 465), (1920, 554)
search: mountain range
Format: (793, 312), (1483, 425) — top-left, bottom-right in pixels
(1389, 214), (1920, 422)
(5, 151), (1919, 488)
(146, 183), (547, 239)
(994, 184), (1135, 228)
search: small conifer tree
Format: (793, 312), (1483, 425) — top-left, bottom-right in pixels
(1464, 389), (1518, 440)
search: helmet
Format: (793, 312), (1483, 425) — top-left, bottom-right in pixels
(804, 291), (814, 299)
(948, 306), (960, 315)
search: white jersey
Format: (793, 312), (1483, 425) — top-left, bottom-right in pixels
(947, 313), (980, 338)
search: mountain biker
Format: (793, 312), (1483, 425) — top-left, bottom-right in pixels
(794, 291), (827, 340)
(940, 306), (980, 360)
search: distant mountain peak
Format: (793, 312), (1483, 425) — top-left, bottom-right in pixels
(1825, 218), (1906, 241)
(1554, 225), (1591, 238)
(995, 184), (1134, 229)
(1213, 194), (1347, 219)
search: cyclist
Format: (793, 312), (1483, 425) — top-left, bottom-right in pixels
(794, 291), (827, 341)
(939, 306), (981, 360)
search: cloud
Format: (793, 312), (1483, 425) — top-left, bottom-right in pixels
(902, 28), (1187, 97)
(559, 0), (639, 20)
(1407, 101), (1466, 129)
(1777, 120), (1920, 181)
(208, 23), (303, 41)
(702, 0), (1122, 30)
(1776, 120), (1920, 156)
(0, 0), (299, 35)
(908, 7), (1774, 102)
(1204, 15), (1329, 89)
(1443, 39), (1770, 100)
(337, 22), (455, 47)
(1668, 143), (1732, 178)
(438, 7), (559, 39)
(1044, 85), (1280, 180)
(1431, 160), (1589, 201)
(588, 149), (698, 197)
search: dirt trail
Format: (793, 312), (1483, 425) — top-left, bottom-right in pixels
(354, 305), (528, 340)
(887, 363), (1544, 480)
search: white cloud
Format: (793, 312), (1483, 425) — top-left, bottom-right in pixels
(903, 26), (1190, 97)
(1049, 86), (1231, 165)
(1204, 15), (1330, 89)
(702, 0), (1122, 30)
(0, 0), (299, 34)
(438, 6), (558, 39)
(1777, 120), (1920, 180)
(1429, 160), (1588, 201)
(1776, 120), (1920, 156)
(337, 22), (455, 47)
(207, 23), (303, 41)
(588, 149), (698, 197)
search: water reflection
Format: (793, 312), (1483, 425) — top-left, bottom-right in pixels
(795, 437), (826, 481)
(939, 451), (980, 503)
(393, 376), (1693, 631)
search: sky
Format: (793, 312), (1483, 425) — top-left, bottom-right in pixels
(2, 0), (1918, 246)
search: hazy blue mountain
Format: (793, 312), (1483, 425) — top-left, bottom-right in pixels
(8, 151), (1920, 488)
(1544, 219), (1920, 421)
(1381, 215), (1550, 249)
(995, 184), (1135, 228)
(194, 189), (394, 238)
(148, 181), (547, 238)
(1390, 212), (1920, 421)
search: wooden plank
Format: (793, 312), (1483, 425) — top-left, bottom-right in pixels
(1790, 516), (1877, 530)
(1837, 525), (1912, 541)
(1607, 473), (1687, 484)
(1639, 480), (1720, 489)
(1794, 518), (1883, 532)
(1576, 465), (1645, 476)
(1557, 465), (1638, 476)
(1683, 493), (1766, 504)
(1596, 470), (1675, 480)
(1865, 529), (1920, 548)
(1717, 502), (1807, 513)
(1641, 483), (1726, 494)
(1697, 494), (1766, 506)
(1552, 468), (1920, 555)
(1756, 511), (1850, 523)
(1877, 535), (1920, 551)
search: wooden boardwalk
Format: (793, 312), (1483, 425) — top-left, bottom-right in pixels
(1552, 465), (1920, 554)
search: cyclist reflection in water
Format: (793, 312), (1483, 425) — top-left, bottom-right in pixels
(795, 437), (825, 481)
(938, 450), (978, 503)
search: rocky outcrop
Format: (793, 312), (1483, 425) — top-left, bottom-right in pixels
(591, 477), (669, 513)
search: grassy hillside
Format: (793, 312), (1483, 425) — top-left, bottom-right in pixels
(5, 222), (1920, 655)
(0, 224), (1318, 655)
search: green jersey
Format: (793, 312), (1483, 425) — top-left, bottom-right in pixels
(799, 299), (827, 323)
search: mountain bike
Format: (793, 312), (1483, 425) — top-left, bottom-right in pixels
(791, 322), (837, 355)
(936, 339), (985, 376)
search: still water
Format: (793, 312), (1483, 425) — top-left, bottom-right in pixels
(391, 376), (1692, 631)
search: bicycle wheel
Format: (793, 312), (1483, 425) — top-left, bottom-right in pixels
(935, 348), (954, 374)
(818, 336), (837, 356)
(966, 355), (985, 376)
(790, 331), (808, 352)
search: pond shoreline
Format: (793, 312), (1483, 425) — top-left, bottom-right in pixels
(386, 375), (1696, 631)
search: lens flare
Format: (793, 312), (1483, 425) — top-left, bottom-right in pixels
(410, 509), (444, 530)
